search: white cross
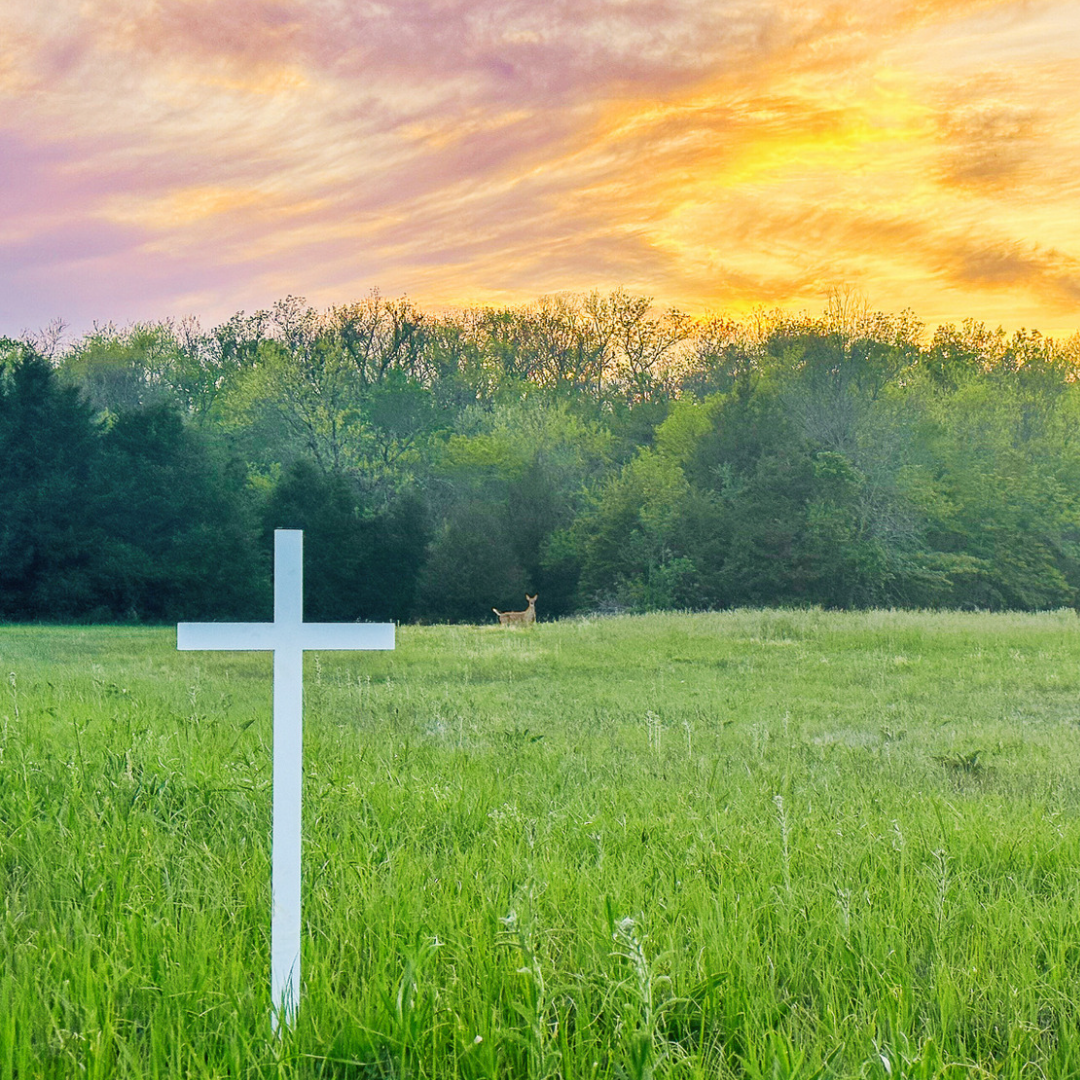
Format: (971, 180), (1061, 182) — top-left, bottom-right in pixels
(177, 529), (394, 1030)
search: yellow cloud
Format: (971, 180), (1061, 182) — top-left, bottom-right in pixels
(196, 65), (311, 96)
(399, 108), (537, 153)
(103, 185), (270, 230)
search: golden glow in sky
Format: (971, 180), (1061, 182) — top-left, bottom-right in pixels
(2, 0), (1078, 336)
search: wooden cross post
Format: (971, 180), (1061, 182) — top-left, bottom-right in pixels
(177, 529), (394, 1031)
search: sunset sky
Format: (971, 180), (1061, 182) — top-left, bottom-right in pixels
(2, 0), (1079, 340)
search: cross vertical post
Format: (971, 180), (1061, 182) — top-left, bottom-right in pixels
(271, 530), (304, 1027)
(177, 529), (394, 1031)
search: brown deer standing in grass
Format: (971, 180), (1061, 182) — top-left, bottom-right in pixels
(493, 594), (537, 626)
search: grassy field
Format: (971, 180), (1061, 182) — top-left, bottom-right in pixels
(3, 609), (1080, 1078)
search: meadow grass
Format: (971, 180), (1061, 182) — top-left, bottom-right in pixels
(3, 609), (1080, 1078)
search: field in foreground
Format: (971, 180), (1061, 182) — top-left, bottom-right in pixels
(3, 609), (1080, 1079)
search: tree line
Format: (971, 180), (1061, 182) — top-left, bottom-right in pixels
(3, 289), (1079, 623)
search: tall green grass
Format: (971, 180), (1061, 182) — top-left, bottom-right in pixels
(3, 610), (1080, 1077)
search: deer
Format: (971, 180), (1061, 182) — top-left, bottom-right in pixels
(493, 594), (537, 627)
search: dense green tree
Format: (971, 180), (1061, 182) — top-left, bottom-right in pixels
(0, 344), (106, 618)
(93, 405), (266, 621)
(908, 371), (1080, 609)
(1, 344), (266, 622)
(418, 499), (531, 623)
(419, 397), (613, 619)
(59, 322), (181, 419)
(165, 311), (269, 423)
(572, 449), (710, 612)
(263, 459), (427, 622)
(212, 300), (447, 502)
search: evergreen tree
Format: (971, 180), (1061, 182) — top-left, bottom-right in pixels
(94, 405), (266, 620)
(0, 344), (106, 619)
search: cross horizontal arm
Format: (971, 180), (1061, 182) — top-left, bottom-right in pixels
(177, 622), (396, 653)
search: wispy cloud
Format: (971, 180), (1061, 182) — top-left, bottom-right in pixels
(1, 0), (1078, 336)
